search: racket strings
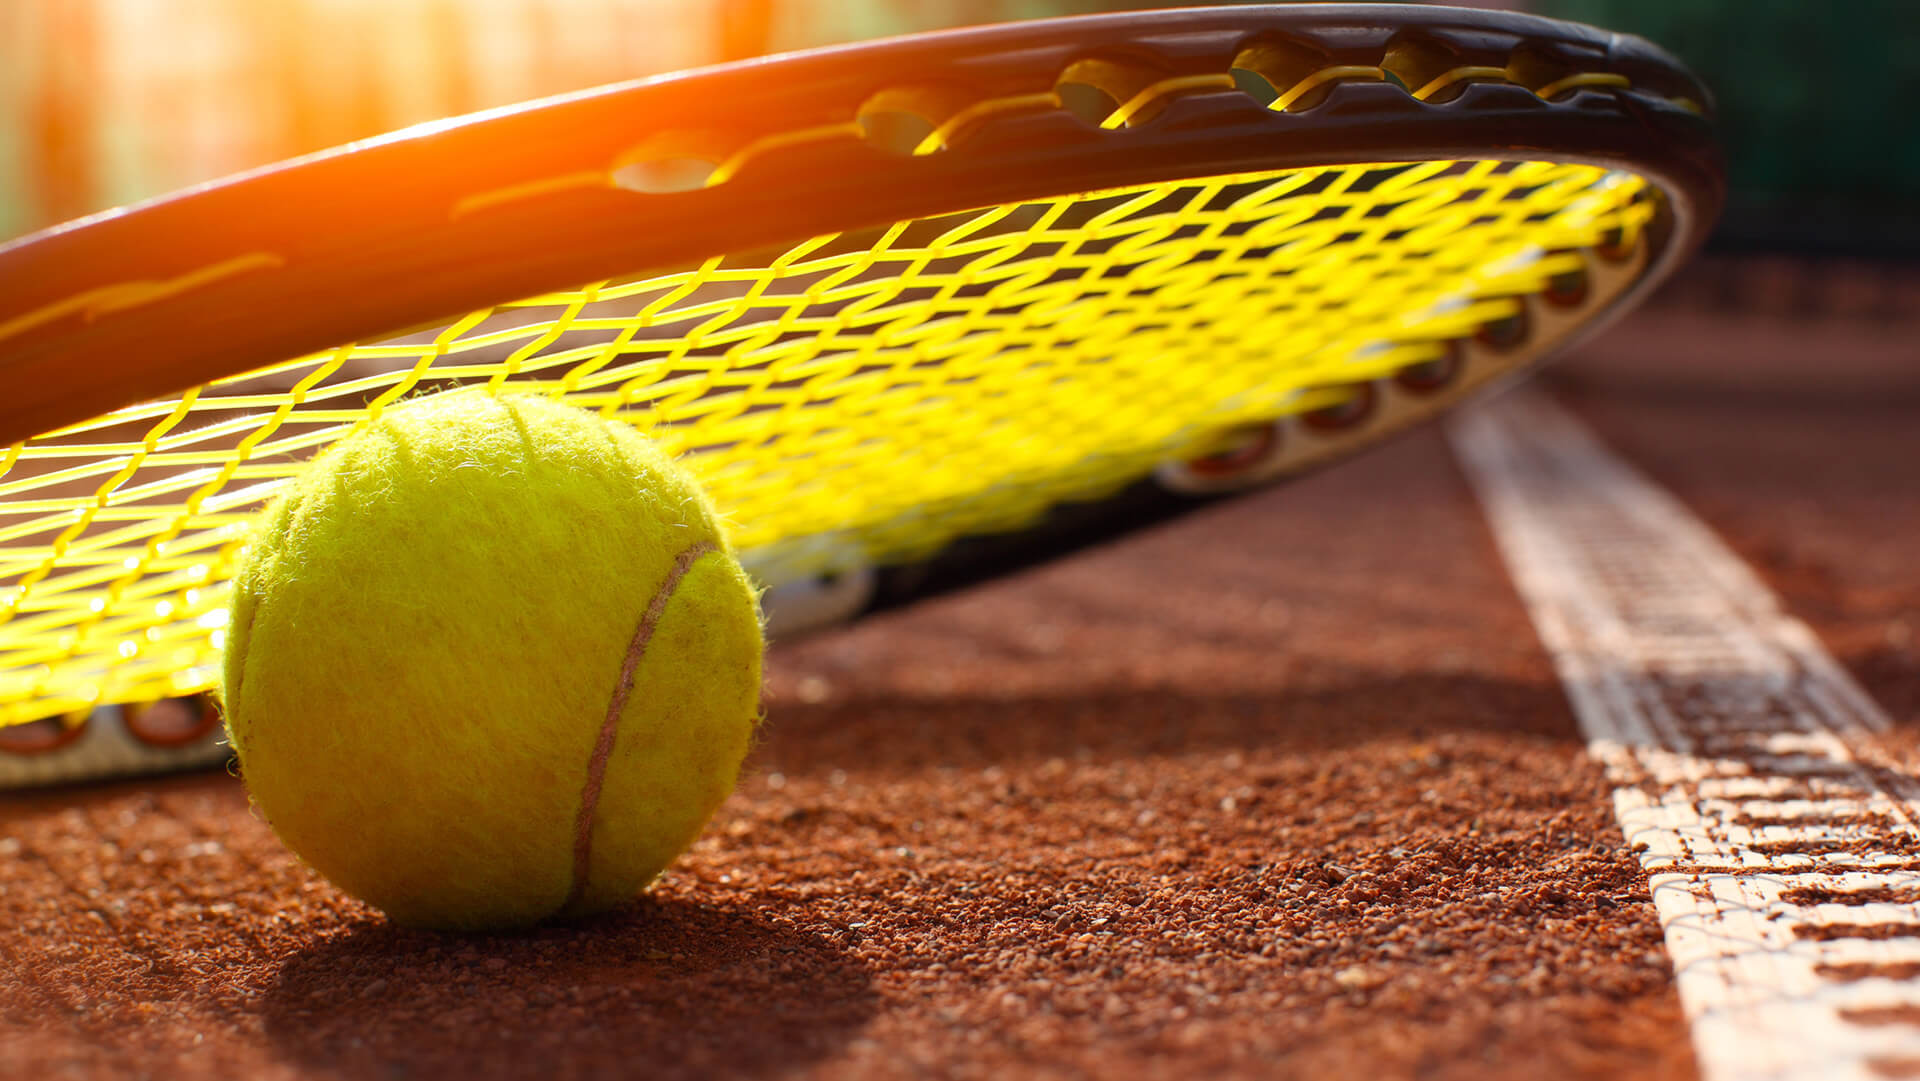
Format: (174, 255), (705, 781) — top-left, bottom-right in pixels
(0, 159), (1657, 724)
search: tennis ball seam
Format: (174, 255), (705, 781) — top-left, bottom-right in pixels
(564, 537), (720, 912)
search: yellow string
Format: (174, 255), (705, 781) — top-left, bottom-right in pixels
(0, 160), (1656, 724)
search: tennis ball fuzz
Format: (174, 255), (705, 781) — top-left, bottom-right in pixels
(219, 393), (763, 931)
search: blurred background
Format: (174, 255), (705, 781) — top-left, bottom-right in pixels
(2, 0), (1916, 258)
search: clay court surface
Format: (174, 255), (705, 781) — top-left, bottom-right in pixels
(3, 262), (1916, 1080)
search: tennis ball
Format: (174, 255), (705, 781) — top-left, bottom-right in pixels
(219, 392), (763, 931)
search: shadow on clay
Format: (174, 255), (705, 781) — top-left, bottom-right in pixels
(259, 895), (876, 1081)
(753, 670), (1582, 776)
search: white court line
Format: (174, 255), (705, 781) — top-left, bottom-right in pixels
(1451, 391), (1920, 1081)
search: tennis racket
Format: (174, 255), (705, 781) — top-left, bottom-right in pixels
(0, 3), (1721, 787)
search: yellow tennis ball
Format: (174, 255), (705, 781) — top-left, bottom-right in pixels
(219, 392), (763, 931)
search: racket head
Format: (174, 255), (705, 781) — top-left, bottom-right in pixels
(0, 3), (1720, 779)
(0, 3), (1718, 440)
